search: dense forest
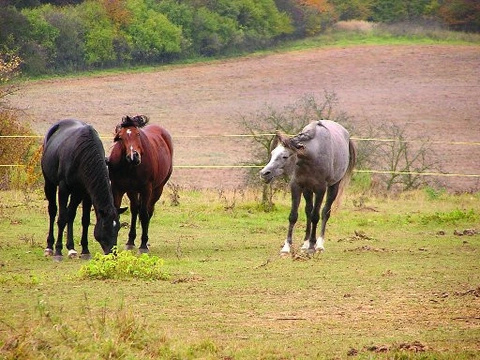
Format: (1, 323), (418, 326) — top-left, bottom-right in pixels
(1, 0), (479, 76)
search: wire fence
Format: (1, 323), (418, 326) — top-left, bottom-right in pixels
(1, 134), (480, 178)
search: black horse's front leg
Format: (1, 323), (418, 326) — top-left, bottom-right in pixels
(44, 180), (57, 257)
(80, 196), (92, 259)
(282, 184), (302, 254)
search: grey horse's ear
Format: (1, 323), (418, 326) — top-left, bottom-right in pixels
(276, 131), (305, 152)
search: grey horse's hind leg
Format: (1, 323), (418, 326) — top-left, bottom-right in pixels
(300, 190), (313, 250)
(306, 188), (325, 252)
(316, 182), (340, 251)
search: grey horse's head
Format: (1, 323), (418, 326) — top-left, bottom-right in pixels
(259, 132), (297, 183)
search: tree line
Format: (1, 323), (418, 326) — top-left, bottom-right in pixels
(1, 0), (479, 76)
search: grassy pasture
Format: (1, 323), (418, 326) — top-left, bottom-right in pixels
(0, 187), (479, 359)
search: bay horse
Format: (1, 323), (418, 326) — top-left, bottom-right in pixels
(260, 120), (356, 254)
(108, 115), (173, 253)
(41, 119), (125, 260)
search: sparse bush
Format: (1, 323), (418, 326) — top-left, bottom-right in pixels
(355, 122), (442, 192)
(240, 91), (352, 209)
(0, 52), (42, 191)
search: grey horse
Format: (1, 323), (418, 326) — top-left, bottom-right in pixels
(260, 120), (356, 254)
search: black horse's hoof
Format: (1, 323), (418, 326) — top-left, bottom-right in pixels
(125, 244), (136, 251)
(67, 249), (78, 259)
(44, 248), (53, 257)
(53, 255), (63, 262)
(138, 247), (149, 254)
(80, 253), (91, 260)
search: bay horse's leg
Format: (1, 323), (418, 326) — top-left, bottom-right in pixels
(65, 193), (82, 259)
(80, 196), (92, 259)
(54, 183), (69, 260)
(44, 179), (57, 256)
(282, 183), (302, 254)
(126, 191), (139, 250)
(309, 187), (326, 253)
(301, 190), (313, 250)
(138, 188), (154, 253)
(316, 182), (340, 252)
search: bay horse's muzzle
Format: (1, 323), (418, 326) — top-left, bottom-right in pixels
(127, 150), (141, 165)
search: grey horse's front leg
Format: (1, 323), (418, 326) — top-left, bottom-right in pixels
(282, 184), (302, 254)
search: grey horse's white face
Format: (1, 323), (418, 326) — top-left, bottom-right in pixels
(260, 144), (295, 183)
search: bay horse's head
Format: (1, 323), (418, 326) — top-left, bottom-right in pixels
(259, 131), (297, 184)
(114, 115), (149, 166)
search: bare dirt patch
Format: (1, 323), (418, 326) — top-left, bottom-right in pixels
(9, 45), (480, 191)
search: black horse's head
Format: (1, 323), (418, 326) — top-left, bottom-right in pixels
(94, 208), (126, 254)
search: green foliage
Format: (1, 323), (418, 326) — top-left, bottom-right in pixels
(419, 208), (478, 225)
(125, 0), (182, 62)
(78, 0), (117, 66)
(78, 250), (170, 280)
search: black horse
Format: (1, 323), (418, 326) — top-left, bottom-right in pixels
(41, 119), (125, 260)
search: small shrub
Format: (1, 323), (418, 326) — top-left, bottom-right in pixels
(419, 209), (478, 225)
(78, 250), (170, 280)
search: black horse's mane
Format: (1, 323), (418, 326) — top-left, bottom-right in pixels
(75, 127), (115, 213)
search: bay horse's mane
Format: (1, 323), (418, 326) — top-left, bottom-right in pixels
(115, 115), (149, 135)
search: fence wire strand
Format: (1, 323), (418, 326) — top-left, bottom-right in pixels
(1, 134), (479, 178)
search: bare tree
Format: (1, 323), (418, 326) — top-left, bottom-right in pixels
(239, 91), (351, 209)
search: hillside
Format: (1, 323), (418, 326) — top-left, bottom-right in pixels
(8, 44), (480, 191)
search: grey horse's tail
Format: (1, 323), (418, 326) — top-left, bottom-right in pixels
(335, 139), (356, 208)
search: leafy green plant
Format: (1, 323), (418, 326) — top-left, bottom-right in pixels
(419, 208), (478, 225)
(78, 250), (170, 280)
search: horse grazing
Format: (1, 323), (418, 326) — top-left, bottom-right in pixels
(108, 115), (173, 253)
(260, 120), (356, 254)
(41, 119), (125, 260)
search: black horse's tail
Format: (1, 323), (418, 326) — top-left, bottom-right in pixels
(43, 122), (61, 147)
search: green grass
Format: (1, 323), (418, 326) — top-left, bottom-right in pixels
(0, 188), (479, 359)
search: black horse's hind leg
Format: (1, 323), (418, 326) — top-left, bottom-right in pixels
(301, 190), (313, 250)
(54, 184), (70, 260)
(282, 183), (302, 253)
(317, 182), (340, 252)
(308, 188), (326, 252)
(80, 196), (92, 259)
(44, 179), (57, 256)
(126, 191), (139, 250)
(65, 193), (83, 258)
